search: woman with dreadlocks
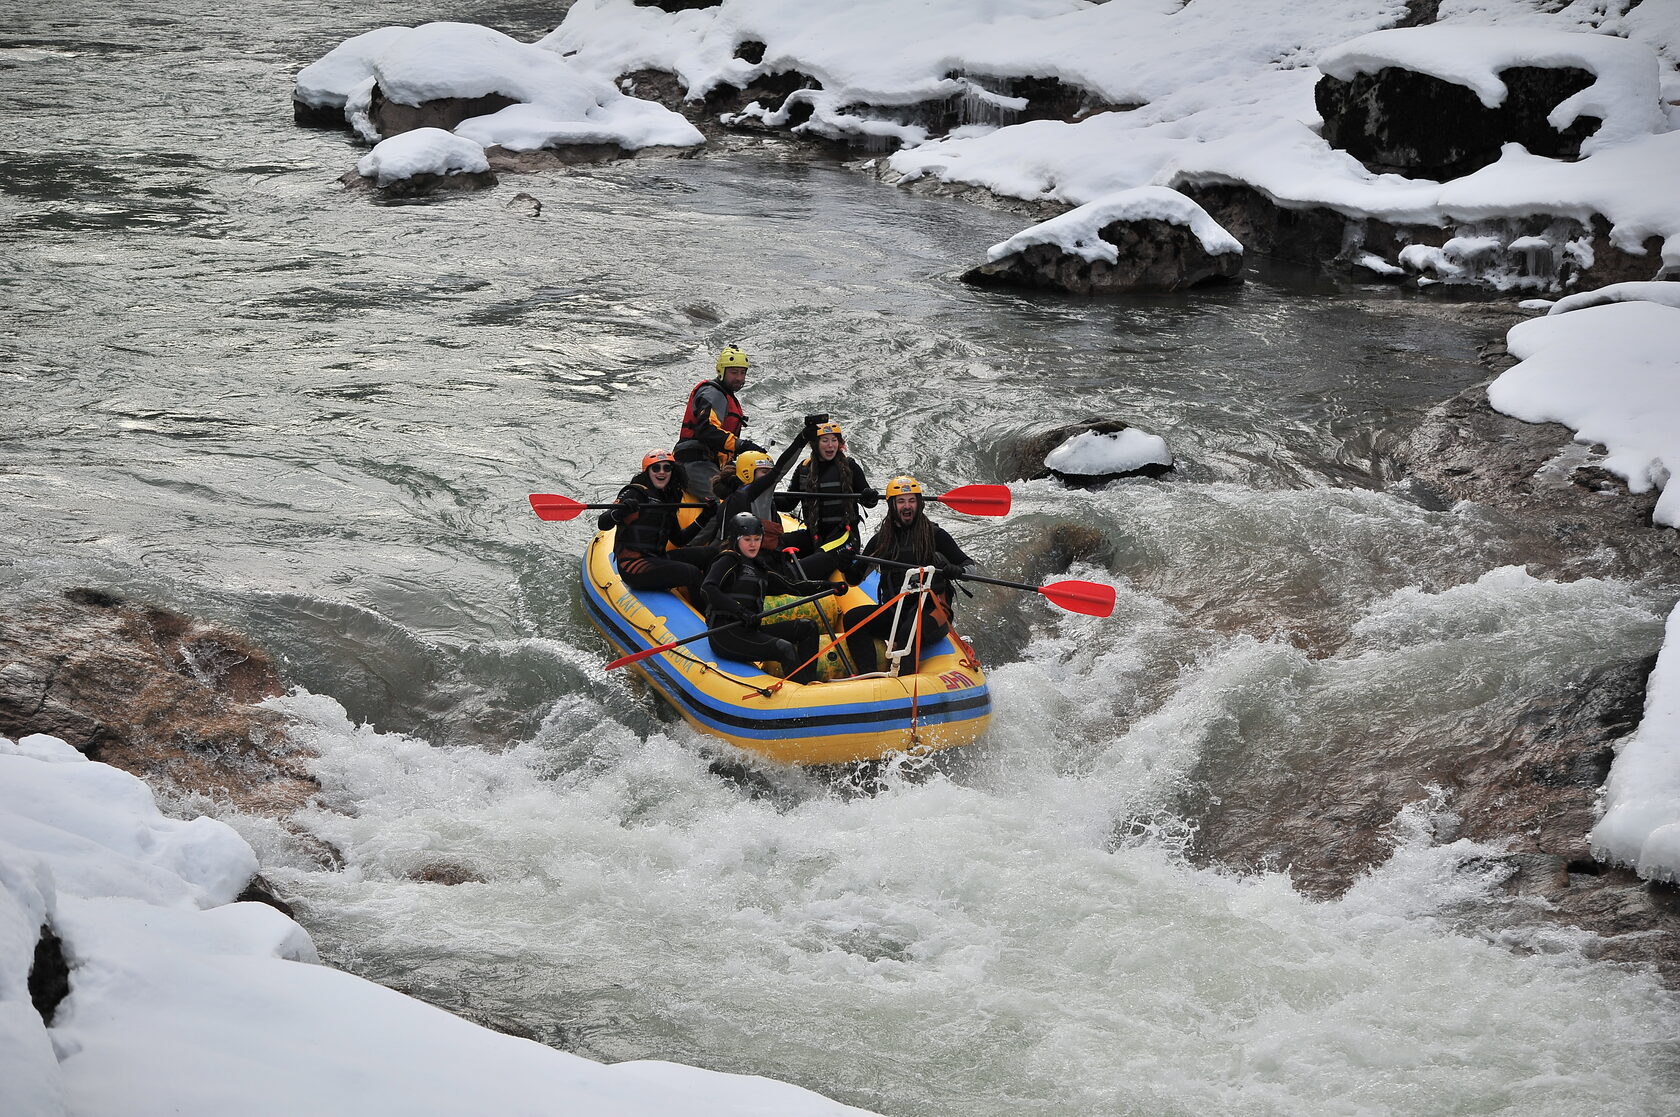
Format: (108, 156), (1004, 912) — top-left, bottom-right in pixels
(841, 474), (973, 676)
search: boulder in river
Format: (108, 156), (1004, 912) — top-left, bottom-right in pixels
(350, 127), (497, 196)
(0, 588), (317, 818)
(1008, 418), (1174, 484)
(964, 186), (1242, 295)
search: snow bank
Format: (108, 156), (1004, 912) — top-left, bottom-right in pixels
(1317, 25), (1666, 152)
(1592, 603), (1680, 882)
(0, 733), (876, 1117)
(296, 22), (702, 151)
(987, 187), (1239, 264)
(541, 1), (1679, 273)
(356, 127), (490, 186)
(1543, 280), (1680, 316)
(1045, 428), (1172, 476)
(1488, 299), (1680, 527)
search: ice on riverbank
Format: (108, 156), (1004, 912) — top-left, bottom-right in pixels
(1593, 603), (1680, 883)
(0, 733), (874, 1117)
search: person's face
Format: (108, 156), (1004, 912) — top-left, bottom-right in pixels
(817, 433), (840, 460)
(647, 461), (675, 489)
(738, 533), (763, 557)
(891, 494), (918, 522)
(721, 365), (747, 392)
(754, 462), (772, 483)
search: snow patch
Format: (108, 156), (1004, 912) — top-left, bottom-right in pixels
(1489, 299), (1680, 527)
(1593, 603), (1680, 882)
(0, 734), (876, 1117)
(356, 128), (489, 186)
(1045, 428), (1172, 477)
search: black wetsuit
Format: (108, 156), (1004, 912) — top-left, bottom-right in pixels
(843, 519), (972, 675)
(702, 549), (834, 684)
(598, 479), (718, 597)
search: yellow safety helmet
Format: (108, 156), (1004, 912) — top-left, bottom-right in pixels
(734, 450), (772, 483)
(883, 474), (922, 498)
(813, 419), (843, 440)
(716, 346), (750, 373)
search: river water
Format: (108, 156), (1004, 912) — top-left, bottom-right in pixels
(4, 2), (1679, 1114)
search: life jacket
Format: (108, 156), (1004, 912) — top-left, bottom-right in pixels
(613, 483), (679, 557)
(715, 552), (770, 617)
(796, 455), (856, 541)
(678, 378), (746, 455)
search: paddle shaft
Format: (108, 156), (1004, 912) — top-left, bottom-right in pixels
(856, 554), (1026, 590)
(605, 587), (839, 670)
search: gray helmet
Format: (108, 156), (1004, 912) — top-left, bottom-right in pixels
(731, 511), (764, 538)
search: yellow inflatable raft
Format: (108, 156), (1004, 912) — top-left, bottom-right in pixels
(581, 524), (991, 765)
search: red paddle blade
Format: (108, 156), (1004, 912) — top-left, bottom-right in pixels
(934, 484), (1012, 517)
(605, 643), (672, 671)
(529, 493), (585, 522)
(1038, 580), (1116, 617)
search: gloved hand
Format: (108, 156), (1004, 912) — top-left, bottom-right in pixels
(933, 555), (963, 576)
(830, 582), (848, 597)
(697, 497), (720, 522)
(610, 491), (642, 523)
(802, 413), (828, 440)
(859, 488), (881, 508)
(737, 438), (766, 455)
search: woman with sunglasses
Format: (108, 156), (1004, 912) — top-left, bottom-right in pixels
(598, 449), (719, 598)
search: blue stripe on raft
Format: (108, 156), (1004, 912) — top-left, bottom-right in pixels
(582, 560), (988, 741)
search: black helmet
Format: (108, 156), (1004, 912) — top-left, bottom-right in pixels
(731, 511), (764, 538)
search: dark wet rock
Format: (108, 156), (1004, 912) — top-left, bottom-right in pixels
(1317, 65), (1601, 180)
(1181, 651), (1680, 982)
(30, 923), (70, 1026)
(235, 874), (297, 918)
(963, 218), (1241, 295)
(1396, 382), (1674, 578)
(292, 98), (343, 129)
(1182, 183), (1672, 288)
(414, 861), (488, 886)
(733, 40), (766, 66)
(340, 166), (498, 197)
(1005, 418), (1174, 484)
(0, 588), (317, 817)
(369, 85), (519, 140)
(506, 191), (541, 217)
(634, 0), (722, 10)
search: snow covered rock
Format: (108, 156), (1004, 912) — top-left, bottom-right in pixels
(1316, 27), (1665, 179)
(1045, 428), (1172, 484)
(964, 187), (1241, 295)
(1010, 418), (1173, 486)
(294, 22), (703, 156)
(354, 128), (496, 194)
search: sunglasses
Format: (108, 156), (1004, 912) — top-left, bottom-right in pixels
(648, 463), (674, 472)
